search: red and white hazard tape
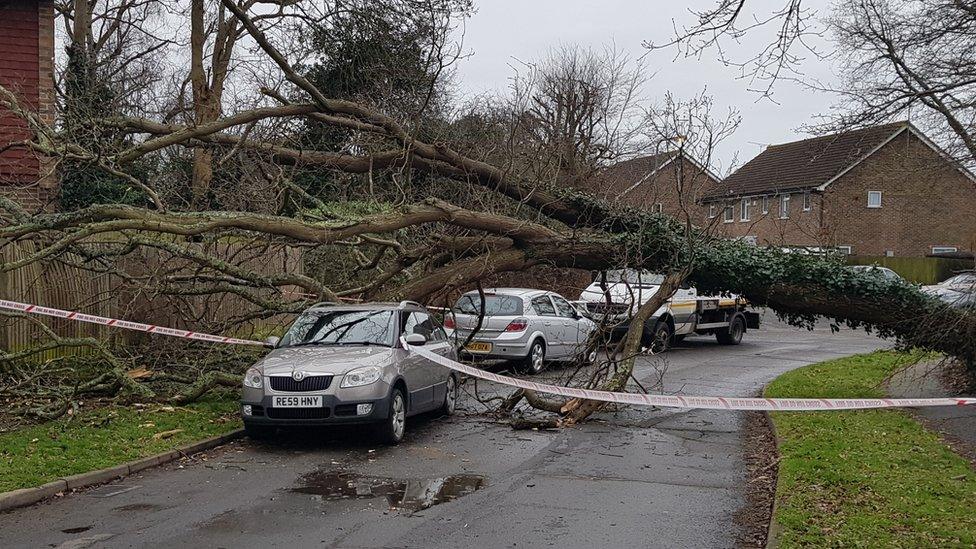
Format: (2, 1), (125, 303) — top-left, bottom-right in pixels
(401, 340), (976, 411)
(2, 298), (973, 410)
(0, 299), (264, 346)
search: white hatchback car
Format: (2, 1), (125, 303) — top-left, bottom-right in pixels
(444, 288), (597, 374)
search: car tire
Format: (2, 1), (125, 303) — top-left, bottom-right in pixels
(244, 423), (275, 440)
(438, 374), (458, 416)
(716, 315), (745, 345)
(578, 346), (598, 365)
(376, 386), (407, 444)
(520, 339), (546, 375)
(642, 320), (672, 353)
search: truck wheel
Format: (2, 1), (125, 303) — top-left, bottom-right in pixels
(643, 320), (672, 353)
(716, 316), (745, 345)
(519, 339), (546, 375)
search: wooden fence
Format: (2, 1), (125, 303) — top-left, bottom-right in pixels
(0, 240), (306, 355)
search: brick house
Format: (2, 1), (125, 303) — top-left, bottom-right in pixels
(0, 0), (56, 212)
(575, 151), (721, 217)
(702, 122), (976, 257)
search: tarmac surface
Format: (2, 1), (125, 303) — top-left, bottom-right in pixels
(0, 314), (887, 549)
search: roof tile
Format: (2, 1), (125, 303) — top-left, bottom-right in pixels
(706, 122), (908, 198)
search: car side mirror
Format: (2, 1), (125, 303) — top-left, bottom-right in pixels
(263, 336), (280, 349)
(403, 333), (427, 346)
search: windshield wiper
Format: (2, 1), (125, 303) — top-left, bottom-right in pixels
(290, 340), (337, 347)
(291, 340), (390, 348)
(334, 341), (391, 347)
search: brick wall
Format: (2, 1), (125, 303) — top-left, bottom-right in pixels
(709, 191), (827, 248)
(0, 0), (55, 212)
(823, 131), (976, 256)
(705, 130), (976, 256)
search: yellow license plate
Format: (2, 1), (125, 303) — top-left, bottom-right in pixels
(465, 342), (492, 353)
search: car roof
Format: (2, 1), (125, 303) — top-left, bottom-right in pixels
(460, 288), (550, 298)
(305, 301), (426, 313)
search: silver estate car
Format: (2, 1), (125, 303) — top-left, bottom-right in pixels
(444, 288), (597, 374)
(241, 301), (458, 444)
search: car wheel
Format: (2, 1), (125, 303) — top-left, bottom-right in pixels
(244, 423), (275, 440)
(520, 339), (546, 375)
(643, 320), (672, 354)
(579, 347), (598, 365)
(439, 374), (458, 416)
(377, 387), (407, 444)
(716, 316), (745, 345)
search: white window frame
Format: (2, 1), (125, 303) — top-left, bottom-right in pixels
(931, 246), (958, 254)
(867, 191), (882, 208)
(740, 198), (750, 221)
(802, 192), (812, 211)
(708, 204), (717, 218)
(723, 205), (734, 223)
(836, 245), (853, 255)
(761, 195), (769, 214)
(779, 194), (790, 219)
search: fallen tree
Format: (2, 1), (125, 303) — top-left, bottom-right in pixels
(1, 0), (974, 425)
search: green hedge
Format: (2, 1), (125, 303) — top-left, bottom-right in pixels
(847, 255), (973, 284)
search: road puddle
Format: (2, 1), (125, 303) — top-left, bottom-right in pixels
(292, 471), (486, 511)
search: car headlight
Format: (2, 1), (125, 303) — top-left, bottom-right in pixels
(340, 366), (382, 388)
(243, 368), (263, 389)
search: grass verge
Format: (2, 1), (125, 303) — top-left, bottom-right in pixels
(765, 351), (976, 547)
(0, 393), (240, 492)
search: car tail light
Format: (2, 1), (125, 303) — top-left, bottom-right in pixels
(505, 318), (528, 332)
(443, 316), (456, 329)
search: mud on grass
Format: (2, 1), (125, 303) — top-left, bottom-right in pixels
(735, 410), (778, 548)
(0, 391), (240, 492)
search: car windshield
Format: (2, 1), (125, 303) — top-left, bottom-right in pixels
(944, 273), (976, 287)
(455, 294), (523, 316)
(280, 309), (395, 347)
(604, 269), (665, 286)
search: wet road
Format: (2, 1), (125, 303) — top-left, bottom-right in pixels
(0, 315), (886, 548)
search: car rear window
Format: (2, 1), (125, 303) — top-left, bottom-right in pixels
(454, 294), (523, 316)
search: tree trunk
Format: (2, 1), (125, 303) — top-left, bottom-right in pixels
(563, 270), (688, 424)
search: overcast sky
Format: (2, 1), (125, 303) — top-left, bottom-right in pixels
(454, 0), (837, 174)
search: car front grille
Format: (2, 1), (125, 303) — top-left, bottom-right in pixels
(269, 375), (333, 392)
(266, 407), (332, 419)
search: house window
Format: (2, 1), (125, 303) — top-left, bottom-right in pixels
(761, 196), (769, 214)
(740, 198), (750, 221)
(708, 204), (717, 218)
(802, 192), (811, 211)
(779, 194), (790, 219)
(867, 191), (882, 208)
(836, 245), (853, 255)
(652, 203), (663, 214)
(931, 246), (958, 254)
(723, 205), (734, 223)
